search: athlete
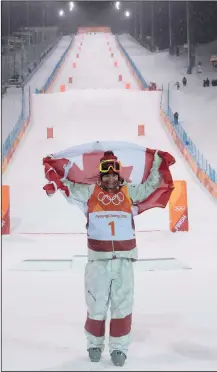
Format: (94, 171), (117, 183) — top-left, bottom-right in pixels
(44, 150), (162, 366)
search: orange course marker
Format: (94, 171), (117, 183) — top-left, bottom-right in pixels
(60, 84), (65, 92)
(47, 127), (54, 139)
(73, 62), (76, 68)
(2, 185), (10, 234)
(68, 77), (73, 84)
(169, 180), (189, 232)
(138, 125), (145, 136)
(114, 61), (118, 67)
(125, 83), (131, 89)
(118, 74), (122, 81)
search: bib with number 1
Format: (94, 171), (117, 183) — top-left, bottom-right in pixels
(87, 185), (135, 241)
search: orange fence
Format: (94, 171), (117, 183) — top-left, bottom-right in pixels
(78, 27), (111, 33)
(2, 186), (10, 235)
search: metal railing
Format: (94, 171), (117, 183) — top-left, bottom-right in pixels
(162, 85), (216, 184)
(2, 36), (74, 168)
(2, 27), (60, 89)
(2, 87), (30, 162)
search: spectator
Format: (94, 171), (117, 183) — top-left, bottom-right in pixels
(211, 79), (217, 86)
(203, 78), (210, 87)
(149, 82), (157, 91)
(182, 77), (187, 87)
(174, 112), (179, 125)
(197, 62), (203, 73)
(175, 81), (180, 90)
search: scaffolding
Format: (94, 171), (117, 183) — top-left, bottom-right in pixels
(2, 26), (60, 90)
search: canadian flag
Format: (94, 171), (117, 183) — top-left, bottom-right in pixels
(42, 141), (175, 214)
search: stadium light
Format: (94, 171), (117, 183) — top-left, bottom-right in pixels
(125, 10), (131, 18)
(69, 2), (74, 11)
(115, 1), (120, 10)
(59, 9), (65, 16)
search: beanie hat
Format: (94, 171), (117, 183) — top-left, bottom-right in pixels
(99, 151), (120, 178)
(100, 151), (118, 163)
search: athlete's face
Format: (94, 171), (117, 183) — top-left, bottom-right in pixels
(101, 173), (119, 190)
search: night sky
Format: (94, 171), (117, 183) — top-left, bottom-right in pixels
(1, 1), (217, 49)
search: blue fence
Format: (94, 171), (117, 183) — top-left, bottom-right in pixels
(116, 37), (217, 185)
(20, 37), (61, 89)
(2, 87), (30, 163)
(2, 36), (74, 166)
(165, 88), (216, 184)
(115, 36), (149, 89)
(36, 37), (73, 93)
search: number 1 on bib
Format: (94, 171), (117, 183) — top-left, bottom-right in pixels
(108, 221), (115, 236)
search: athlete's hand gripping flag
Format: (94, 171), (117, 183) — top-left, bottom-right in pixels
(42, 141), (175, 214)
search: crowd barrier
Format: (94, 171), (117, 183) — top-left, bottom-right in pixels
(2, 88), (31, 173)
(36, 36), (74, 94)
(116, 37), (217, 199)
(2, 36), (74, 173)
(161, 109), (217, 198)
(20, 37), (61, 88)
(164, 103), (217, 186)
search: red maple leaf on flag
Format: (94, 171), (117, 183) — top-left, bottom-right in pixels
(67, 152), (133, 184)
(42, 147), (176, 213)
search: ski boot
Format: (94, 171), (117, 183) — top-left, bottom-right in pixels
(88, 347), (102, 362)
(111, 350), (126, 366)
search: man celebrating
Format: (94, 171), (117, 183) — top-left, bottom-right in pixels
(43, 147), (175, 366)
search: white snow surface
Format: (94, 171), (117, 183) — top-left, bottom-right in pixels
(2, 33), (217, 371)
(2, 36), (72, 142)
(118, 33), (217, 171)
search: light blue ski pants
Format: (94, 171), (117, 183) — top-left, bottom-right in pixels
(84, 258), (134, 356)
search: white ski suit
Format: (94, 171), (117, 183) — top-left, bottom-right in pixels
(63, 152), (162, 355)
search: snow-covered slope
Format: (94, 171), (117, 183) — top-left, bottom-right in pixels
(118, 34), (217, 171)
(2, 33), (217, 371)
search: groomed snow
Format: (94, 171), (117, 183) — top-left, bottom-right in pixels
(2, 32), (217, 371)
